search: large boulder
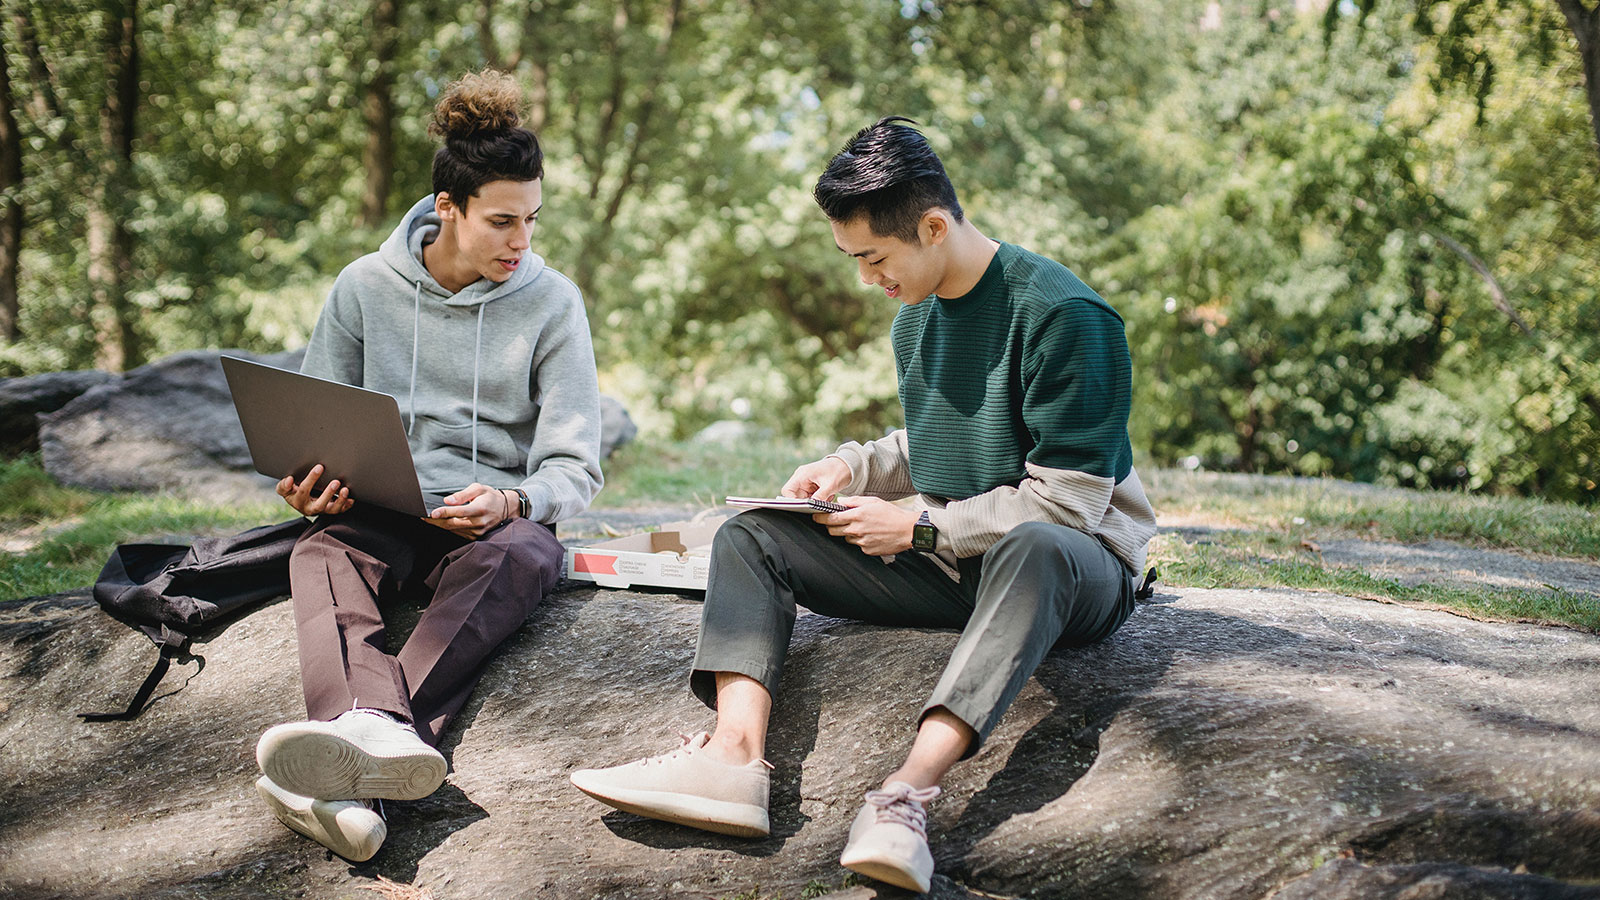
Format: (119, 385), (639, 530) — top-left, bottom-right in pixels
(600, 394), (637, 459)
(0, 369), (116, 456)
(0, 578), (1596, 899)
(36, 349), (636, 493)
(39, 349), (303, 494)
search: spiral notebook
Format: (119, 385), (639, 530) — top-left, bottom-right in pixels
(724, 496), (847, 513)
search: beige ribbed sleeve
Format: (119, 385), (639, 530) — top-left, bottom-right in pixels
(927, 464), (1156, 576)
(829, 429), (916, 499)
(829, 430), (1157, 578)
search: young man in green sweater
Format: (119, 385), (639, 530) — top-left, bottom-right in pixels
(571, 116), (1157, 893)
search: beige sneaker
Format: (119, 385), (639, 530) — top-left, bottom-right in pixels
(256, 776), (386, 862)
(569, 732), (773, 837)
(839, 781), (941, 893)
(257, 709), (447, 801)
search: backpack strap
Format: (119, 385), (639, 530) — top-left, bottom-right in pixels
(1134, 567), (1158, 601)
(78, 625), (194, 722)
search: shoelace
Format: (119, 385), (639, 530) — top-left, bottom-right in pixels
(864, 782), (941, 839)
(640, 732), (706, 766)
(637, 732), (774, 770)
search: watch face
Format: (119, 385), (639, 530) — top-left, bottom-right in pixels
(913, 523), (936, 551)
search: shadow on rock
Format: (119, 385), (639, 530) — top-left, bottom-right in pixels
(939, 602), (1309, 893)
(361, 780), (488, 884)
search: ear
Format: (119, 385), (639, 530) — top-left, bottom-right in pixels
(922, 209), (953, 246)
(435, 192), (457, 221)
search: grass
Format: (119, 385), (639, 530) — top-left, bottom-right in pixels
(2, 446), (1597, 632)
(1150, 529), (1600, 632)
(1144, 468), (1600, 561)
(0, 455), (283, 600)
(592, 436), (822, 509)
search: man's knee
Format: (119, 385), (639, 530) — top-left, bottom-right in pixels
(989, 521), (1077, 563)
(984, 521), (1109, 593)
(468, 517), (562, 589)
(711, 509), (793, 559)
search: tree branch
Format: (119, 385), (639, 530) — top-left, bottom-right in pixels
(1431, 229), (1600, 425)
(1429, 230), (1532, 334)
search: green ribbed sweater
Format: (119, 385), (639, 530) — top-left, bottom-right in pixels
(892, 242), (1134, 500)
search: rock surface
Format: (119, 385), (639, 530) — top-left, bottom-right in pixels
(32, 350), (636, 495)
(2, 570), (1598, 899)
(1318, 538), (1600, 601)
(601, 395), (639, 460)
(0, 369), (116, 456)
(38, 349), (303, 493)
(693, 419), (775, 447)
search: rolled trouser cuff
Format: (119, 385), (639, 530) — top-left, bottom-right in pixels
(688, 658), (785, 710)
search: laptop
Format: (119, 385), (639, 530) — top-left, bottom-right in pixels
(221, 356), (449, 517)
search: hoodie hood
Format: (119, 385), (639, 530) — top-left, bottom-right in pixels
(378, 194), (547, 308)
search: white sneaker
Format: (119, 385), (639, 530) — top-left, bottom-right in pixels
(569, 732), (773, 837)
(257, 709), (447, 801)
(256, 776), (386, 862)
(839, 781), (941, 893)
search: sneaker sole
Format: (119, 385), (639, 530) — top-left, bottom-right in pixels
(569, 773), (770, 838)
(257, 724), (446, 802)
(839, 848), (933, 894)
(255, 777), (386, 862)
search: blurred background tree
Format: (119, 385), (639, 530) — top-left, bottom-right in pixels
(0, 0), (1595, 502)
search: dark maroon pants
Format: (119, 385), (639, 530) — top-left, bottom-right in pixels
(288, 505), (563, 746)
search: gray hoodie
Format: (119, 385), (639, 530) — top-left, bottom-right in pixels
(301, 194), (603, 523)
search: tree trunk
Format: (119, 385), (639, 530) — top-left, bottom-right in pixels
(1557, 0), (1600, 167)
(0, 37), (24, 342)
(359, 0), (398, 229)
(88, 0), (140, 371)
(569, 0), (683, 302)
(1235, 398), (1260, 473)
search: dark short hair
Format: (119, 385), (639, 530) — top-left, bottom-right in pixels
(431, 129), (543, 211)
(812, 116), (963, 243)
(428, 70), (544, 210)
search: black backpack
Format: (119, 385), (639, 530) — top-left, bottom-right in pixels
(82, 517), (310, 721)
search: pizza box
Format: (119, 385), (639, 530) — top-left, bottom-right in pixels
(564, 516), (729, 591)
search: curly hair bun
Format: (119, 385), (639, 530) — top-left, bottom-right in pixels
(428, 69), (525, 141)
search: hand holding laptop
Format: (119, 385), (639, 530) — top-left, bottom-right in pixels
(423, 483), (516, 539)
(277, 463), (354, 516)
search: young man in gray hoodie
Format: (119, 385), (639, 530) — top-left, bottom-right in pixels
(252, 71), (603, 862)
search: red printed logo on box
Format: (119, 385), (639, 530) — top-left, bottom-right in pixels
(571, 553), (618, 575)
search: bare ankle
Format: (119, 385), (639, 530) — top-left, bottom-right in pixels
(705, 731), (762, 766)
(881, 769), (938, 791)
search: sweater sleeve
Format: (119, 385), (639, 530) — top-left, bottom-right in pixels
(928, 300), (1135, 557)
(829, 428), (915, 499)
(299, 271), (365, 386)
(517, 289), (605, 523)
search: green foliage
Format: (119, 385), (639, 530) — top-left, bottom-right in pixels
(3, 0), (1597, 502)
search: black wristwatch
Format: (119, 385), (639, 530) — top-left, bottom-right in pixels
(912, 510), (938, 552)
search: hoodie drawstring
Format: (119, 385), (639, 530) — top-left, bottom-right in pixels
(471, 303), (484, 484)
(407, 277), (484, 486)
(407, 281), (421, 435)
